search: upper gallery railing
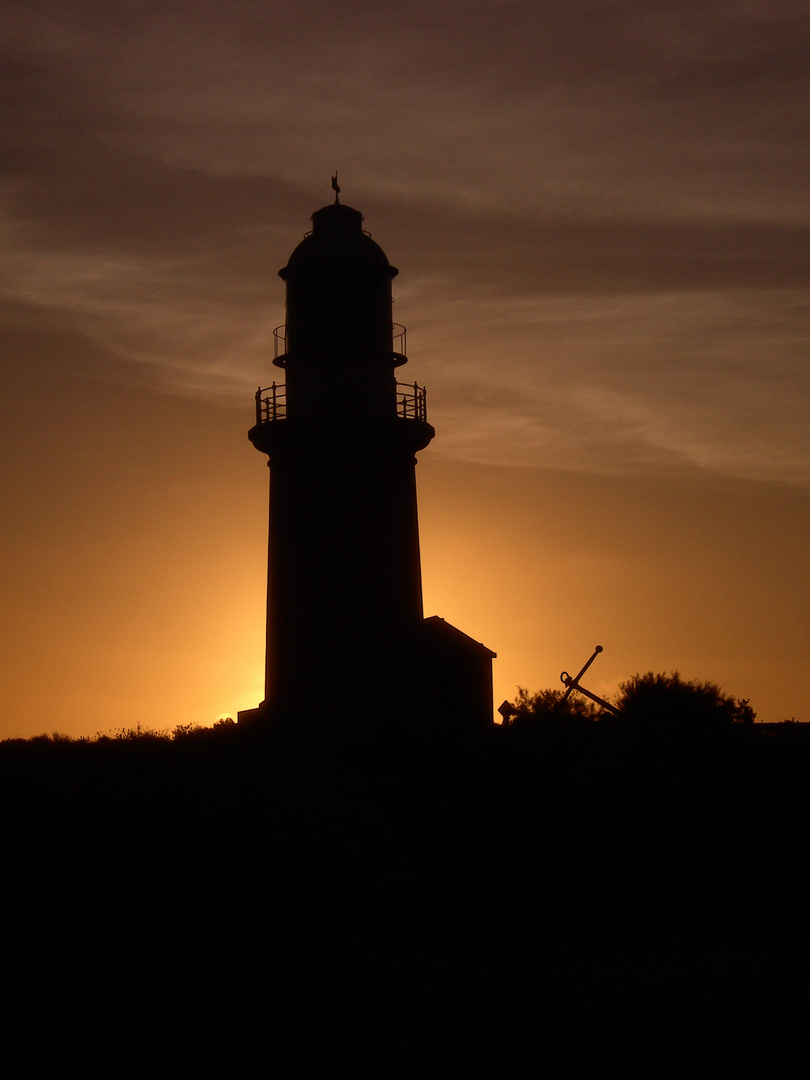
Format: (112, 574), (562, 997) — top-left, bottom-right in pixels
(273, 323), (407, 361)
(254, 380), (427, 425)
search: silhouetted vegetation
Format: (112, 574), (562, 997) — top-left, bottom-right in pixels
(2, 686), (807, 1072)
(504, 671), (755, 732)
(505, 685), (602, 725)
(614, 670), (756, 728)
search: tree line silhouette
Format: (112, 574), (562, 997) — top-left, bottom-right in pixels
(2, 674), (807, 1072)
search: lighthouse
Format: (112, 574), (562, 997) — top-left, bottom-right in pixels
(239, 184), (494, 728)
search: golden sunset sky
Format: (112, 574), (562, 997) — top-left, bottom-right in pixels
(1, 1), (807, 738)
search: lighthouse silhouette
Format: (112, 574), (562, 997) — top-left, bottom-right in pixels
(239, 182), (495, 729)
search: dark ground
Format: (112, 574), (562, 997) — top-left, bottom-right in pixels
(2, 717), (808, 1073)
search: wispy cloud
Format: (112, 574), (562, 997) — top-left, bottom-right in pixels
(0, 0), (806, 483)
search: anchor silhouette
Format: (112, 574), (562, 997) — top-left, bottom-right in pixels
(560, 645), (619, 715)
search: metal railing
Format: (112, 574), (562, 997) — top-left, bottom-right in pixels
(392, 323), (406, 357)
(396, 381), (427, 421)
(273, 325), (287, 360)
(254, 380), (427, 425)
(272, 323), (407, 360)
(255, 382), (287, 424)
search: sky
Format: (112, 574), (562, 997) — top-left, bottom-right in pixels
(1, 0), (808, 738)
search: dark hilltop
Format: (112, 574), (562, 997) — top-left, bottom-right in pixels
(3, 688), (808, 1073)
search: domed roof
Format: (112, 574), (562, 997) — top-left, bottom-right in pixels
(280, 201), (397, 278)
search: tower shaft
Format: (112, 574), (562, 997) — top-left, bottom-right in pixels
(245, 198), (434, 718)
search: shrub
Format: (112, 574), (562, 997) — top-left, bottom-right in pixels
(615, 671), (755, 731)
(505, 686), (601, 727)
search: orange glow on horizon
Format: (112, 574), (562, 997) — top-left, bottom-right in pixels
(0, 2), (807, 738)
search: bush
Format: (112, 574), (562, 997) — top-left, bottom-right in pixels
(505, 686), (601, 727)
(615, 671), (755, 731)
